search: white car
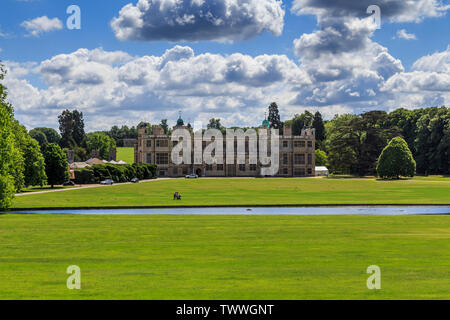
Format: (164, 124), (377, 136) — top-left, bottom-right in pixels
(185, 174), (199, 179)
(100, 179), (114, 185)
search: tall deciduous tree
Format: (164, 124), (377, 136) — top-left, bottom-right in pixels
(29, 129), (48, 147)
(268, 102), (282, 129)
(1, 63), (25, 192)
(13, 121), (47, 188)
(414, 107), (450, 175)
(377, 137), (416, 179)
(315, 149), (328, 166)
(85, 132), (116, 160)
(58, 109), (85, 148)
(30, 127), (61, 145)
(160, 119), (169, 135)
(0, 105), (18, 209)
(207, 118), (222, 130)
(22, 137), (47, 187)
(43, 143), (69, 188)
(312, 111), (326, 148)
(288, 111), (314, 136)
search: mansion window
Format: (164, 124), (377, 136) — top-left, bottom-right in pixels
(156, 153), (169, 165)
(307, 168), (313, 175)
(283, 141), (289, 148)
(217, 164), (224, 171)
(294, 154), (305, 165)
(159, 170), (168, 177)
(146, 153), (152, 164)
(156, 140), (169, 148)
(206, 164), (213, 171)
(146, 140), (152, 148)
(283, 154), (289, 165)
(283, 168), (289, 175)
(294, 168), (306, 176)
(250, 164), (257, 171)
(308, 141), (313, 148)
(239, 164), (246, 171)
(308, 154), (313, 165)
(294, 141), (306, 148)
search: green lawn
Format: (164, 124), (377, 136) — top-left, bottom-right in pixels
(0, 214), (448, 299)
(116, 147), (134, 164)
(412, 175), (450, 181)
(19, 186), (77, 194)
(11, 178), (450, 209)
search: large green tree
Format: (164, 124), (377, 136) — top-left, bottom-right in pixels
(104, 125), (138, 146)
(324, 111), (401, 176)
(29, 129), (48, 147)
(30, 127), (61, 145)
(207, 118), (225, 132)
(315, 149), (328, 166)
(0, 64), (23, 208)
(267, 102), (282, 130)
(160, 119), (169, 135)
(414, 107), (450, 175)
(287, 111), (314, 136)
(43, 143), (69, 188)
(0, 105), (19, 209)
(12, 121), (47, 188)
(377, 137), (416, 179)
(58, 109), (85, 148)
(22, 136), (47, 187)
(85, 132), (116, 160)
(312, 111), (326, 149)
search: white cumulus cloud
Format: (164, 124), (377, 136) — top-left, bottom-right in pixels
(21, 16), (63, 37)
(111, 0), (285, 42)
(396, 29), (417, 40)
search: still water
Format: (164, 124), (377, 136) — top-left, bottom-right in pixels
(10, 206), (450, 215)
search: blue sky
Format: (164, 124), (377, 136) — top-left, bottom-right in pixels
(0, 0), (449, 131)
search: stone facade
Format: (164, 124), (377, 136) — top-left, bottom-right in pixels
(136, 121), (315, 178)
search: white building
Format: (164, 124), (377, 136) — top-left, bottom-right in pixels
(315, 166), (329, 176)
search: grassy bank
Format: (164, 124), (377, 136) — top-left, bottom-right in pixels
(116, 147), (134, 164)
(0, 214), (448, 299)
(11, 178), (450, 209)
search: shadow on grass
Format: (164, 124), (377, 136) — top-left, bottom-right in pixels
(19, 186), (74, 194)
(325, 175), (375, 180)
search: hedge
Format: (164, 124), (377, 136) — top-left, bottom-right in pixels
(74, 163), (157, 184)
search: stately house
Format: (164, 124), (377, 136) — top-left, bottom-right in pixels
(135, 117), (316, 178)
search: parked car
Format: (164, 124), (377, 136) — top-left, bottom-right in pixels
(100, 179), (114, 185)
(63, 181), (76, 186)
(185, 174), (199, 179)
(131, 178), (140, 183)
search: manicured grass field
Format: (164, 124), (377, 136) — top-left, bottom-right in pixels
(412, 175), (450, 181)
(116, 147), (134, 164)
(19, 186), (76, 194)
(11, 178), (450, 209)
(0, 214), (449, 299)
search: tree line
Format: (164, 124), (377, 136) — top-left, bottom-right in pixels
(1, 64), (70, 209)
(267, 102), (449, 176)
